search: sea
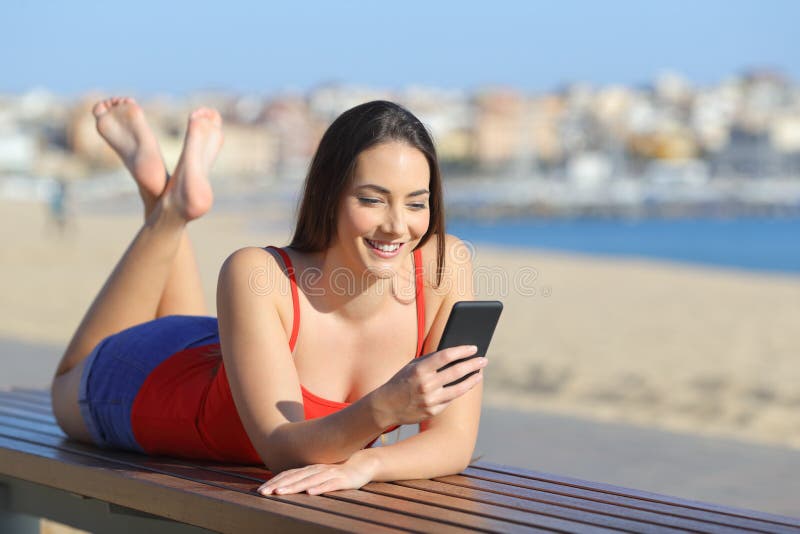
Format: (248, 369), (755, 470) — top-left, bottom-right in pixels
(447, 217), (800, 275)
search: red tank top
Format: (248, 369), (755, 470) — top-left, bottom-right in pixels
(130, 246), (426, 464)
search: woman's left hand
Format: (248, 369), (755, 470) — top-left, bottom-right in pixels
(258, 451), (377, 496)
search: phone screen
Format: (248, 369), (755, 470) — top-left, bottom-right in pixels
(437, 300), (503, 386)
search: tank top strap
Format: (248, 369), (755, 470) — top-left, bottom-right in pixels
(266, 245), (424, 357)
(413, 248), (426, 357)
(264, 246), (300, 352)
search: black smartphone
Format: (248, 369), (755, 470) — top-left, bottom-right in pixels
(436, 300), (503, 387)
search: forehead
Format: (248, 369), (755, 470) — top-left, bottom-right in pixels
(351, 141), (430, 191)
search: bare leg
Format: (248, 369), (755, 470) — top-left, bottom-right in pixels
(51, 107), (222, 443)
(158, 232), (207, 317)
(93, 97), (207, 319)
(54, 107), (223, 378)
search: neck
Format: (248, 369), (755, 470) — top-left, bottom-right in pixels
(297, 245), (416, 322)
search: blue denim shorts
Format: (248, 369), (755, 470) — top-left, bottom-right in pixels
(78, 315), (220, 452)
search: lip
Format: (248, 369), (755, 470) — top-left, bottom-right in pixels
(364, 238), (404, 258)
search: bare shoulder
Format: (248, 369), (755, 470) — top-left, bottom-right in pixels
(217, 246), (291, 302)
(220, 246), (280, 272)
(417, 233), (473, 296)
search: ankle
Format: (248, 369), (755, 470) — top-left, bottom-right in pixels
(145, 195), (190, 228)
(142, 199), (156, 220)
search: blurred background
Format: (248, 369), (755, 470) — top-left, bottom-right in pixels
(1, 0), (798, 518)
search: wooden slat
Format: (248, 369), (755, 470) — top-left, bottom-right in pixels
(0, 399), (52, 416)
(183, 459), (635, 533)
(326, 488), (550, 533)
(0, 414), (66, 439)
(459, 466), (793, 532)
(474, 461), (800, 528)
(143, 463), (633, 533)
(432, 473), (797, 534)
(0, 405), (55, 424)
(437, 475), (774, 534)
(153, 458), (691, 532)
(0, 390), (50, 404)
(398, 479), (688, 533)
(0, 435), (397, 533)
(364, 481), (625, 533)
(7, 387), (51, 399)
(0, 424), (487, 533)
(0, 391), (53, 413)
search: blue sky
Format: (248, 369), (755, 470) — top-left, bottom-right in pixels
(1, 1), (797, 96)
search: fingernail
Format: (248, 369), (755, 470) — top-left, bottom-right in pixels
(470, 345), (478, 352)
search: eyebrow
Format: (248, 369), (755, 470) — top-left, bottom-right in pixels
(356, 184), (430, 197)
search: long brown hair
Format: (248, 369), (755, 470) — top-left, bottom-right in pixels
(289, 100), (446, 286)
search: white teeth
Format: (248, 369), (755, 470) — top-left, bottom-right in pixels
(366, 239), (401, 252)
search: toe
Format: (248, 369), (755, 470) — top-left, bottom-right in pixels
(92, 100), (110, 117)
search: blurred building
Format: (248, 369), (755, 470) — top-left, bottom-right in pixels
(3, 69), (800, 210)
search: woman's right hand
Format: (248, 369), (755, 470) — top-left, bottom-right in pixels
(371, 345), (488, 428)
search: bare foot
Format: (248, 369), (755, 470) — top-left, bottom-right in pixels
(93, 97), (166, 210)
(162, 108), (223, 221)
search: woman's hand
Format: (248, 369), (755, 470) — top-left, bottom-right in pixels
(371, 345), (487, 428)
(258, 450), (378, 496)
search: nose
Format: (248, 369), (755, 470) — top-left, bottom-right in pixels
(381, 204), (406, 237)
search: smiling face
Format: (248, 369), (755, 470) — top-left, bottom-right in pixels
(333, 141), (431, 277)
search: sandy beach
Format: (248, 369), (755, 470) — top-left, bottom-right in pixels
(2, 196), (799, 451)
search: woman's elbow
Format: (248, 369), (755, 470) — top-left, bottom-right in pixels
(258, 422), (335, 472)
(454, 453), (473, 474)
(255, 423), (299, 473)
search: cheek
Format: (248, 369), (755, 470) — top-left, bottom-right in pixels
(339, 204), (378, 236)
(410, 210), (430, 238)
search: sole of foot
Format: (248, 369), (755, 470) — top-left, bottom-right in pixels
(93, 97), (166, 204)
(163, 107), (223, 221)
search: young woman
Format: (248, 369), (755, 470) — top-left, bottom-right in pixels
(50, 98), (486, 496)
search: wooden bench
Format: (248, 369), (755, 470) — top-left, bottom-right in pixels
(1, 388), (798, 533)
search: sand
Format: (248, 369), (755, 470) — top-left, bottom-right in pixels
(2, 197), (799, 450)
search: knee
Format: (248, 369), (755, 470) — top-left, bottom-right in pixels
(50, 365), (92, 443)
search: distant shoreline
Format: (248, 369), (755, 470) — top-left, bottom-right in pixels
(449, 216), (800, 275)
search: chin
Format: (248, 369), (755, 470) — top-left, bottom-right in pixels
(359, 237), (413, 277)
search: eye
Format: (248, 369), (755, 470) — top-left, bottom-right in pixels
(358, 197), (382, 205)
(408, 202), (428, 210)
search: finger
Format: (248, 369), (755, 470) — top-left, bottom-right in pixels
(274, 471), (338, 495)
(259, 472), (292, 493)
(307, 477), (346, 495)
(260, 466), (312, 491)
(430, 369), (484, 405)
(423, 345), (478, 373)
(260, 465), (324, 494)
(434, 356), (487, 388)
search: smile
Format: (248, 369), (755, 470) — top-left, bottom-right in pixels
(364, 238), (403, 257)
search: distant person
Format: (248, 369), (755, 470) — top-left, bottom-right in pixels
(50, 97), (484, 495)
(48, 179), (69, 234)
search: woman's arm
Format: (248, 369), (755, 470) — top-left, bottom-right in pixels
(365, 234), (481, 477)
(344, 369), (482, 483)
(217, 247), (389, 471)
(258, 392), (481, 496)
